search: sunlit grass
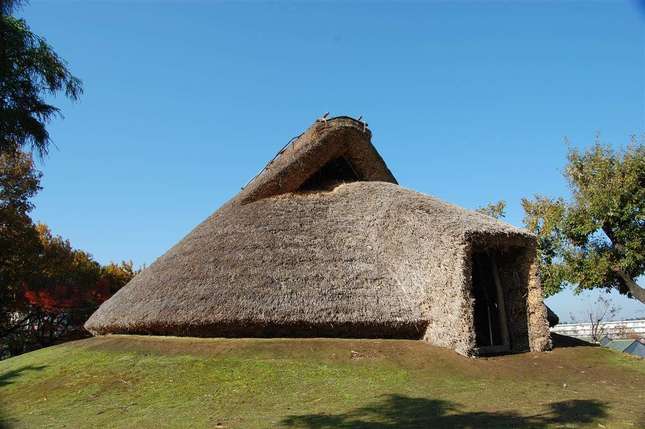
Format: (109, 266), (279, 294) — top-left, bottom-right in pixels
(1, 336), (643, 428)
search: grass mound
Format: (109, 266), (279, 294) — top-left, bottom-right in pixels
(1, 336), (643, 428)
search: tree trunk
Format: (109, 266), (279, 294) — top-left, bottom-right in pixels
(613, 268), (645, 304)
(602, 224), (645, 304)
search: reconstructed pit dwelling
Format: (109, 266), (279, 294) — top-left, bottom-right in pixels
(86, 117), (551, 356)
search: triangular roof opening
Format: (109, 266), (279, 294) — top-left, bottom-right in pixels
(298, 156), (360, 192)
(236, 116), (397, 205)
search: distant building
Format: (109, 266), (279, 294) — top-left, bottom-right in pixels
(551, 319), (645, 340)
(598, 335), (645, 358)
(624, 339), (645, 358)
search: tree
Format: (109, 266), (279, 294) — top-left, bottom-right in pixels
(0, 0), (82, 156)
(476, 200), (506, 219)
(570, 295), (619, 343)
(0, 147), (41, 213)
(3, 223), (136, 357)
(521, 196), (569, 297)
(522, 140), (645, 303)
(0, 149), (42, 339)
(0, 150), (135, 358)
(0, 2), (124, 359)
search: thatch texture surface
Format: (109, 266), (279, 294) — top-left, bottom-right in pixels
(85, 181), (548, 354)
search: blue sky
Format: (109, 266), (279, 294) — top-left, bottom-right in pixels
(21, 1), (645, 321)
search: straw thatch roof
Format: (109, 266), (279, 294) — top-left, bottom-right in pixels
(85, 117), (551, 356)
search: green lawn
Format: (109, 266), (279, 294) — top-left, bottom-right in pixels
(1, 335), (643, 428)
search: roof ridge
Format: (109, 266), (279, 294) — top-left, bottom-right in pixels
(234, 115), (395, 205)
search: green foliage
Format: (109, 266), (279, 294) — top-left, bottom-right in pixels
(0, 4), (82, 156)
(101, 260), (137, 292)
(523, 140), (645, 302)
(521, 196), (569, 297)
(476, 200), (506, 219)
(34, 223), (102, 291)
(0, 149), (41, 213)
(0, 150), (43, 333)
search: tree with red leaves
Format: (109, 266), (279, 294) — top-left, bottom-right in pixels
(1, 151), (135, 358)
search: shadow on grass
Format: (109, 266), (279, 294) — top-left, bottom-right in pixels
(0, 365), (46, 429)
(281, 394), (607, 429)
(0, 365), (46, 387)
(551, 333), (595, 349)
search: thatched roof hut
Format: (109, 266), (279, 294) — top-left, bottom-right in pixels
(85, 117), (551, 356)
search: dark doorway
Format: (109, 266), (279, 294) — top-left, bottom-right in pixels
(298, 156), (360, 192)
(472, 251), (510, 352)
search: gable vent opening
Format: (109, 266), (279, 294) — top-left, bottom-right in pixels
(298, 156), (361, 192)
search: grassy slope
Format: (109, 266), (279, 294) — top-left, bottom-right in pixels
(0, 336), (643, 429)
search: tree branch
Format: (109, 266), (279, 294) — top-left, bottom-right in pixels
(602, 224), (627, 254)
(613, 268), (645, 304)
